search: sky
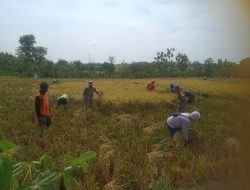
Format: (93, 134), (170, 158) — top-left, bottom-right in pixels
(0, 0), (249, 63)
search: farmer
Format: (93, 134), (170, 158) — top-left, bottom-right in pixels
(57, 94), (69, 106)
(170, 83), (186, 112)
(170, 83), (196, 112)
(83, 81), (100, 109)
(35, 82), (52, 129)
(166, 111), (200, 143)
(147, 80), (156, 90)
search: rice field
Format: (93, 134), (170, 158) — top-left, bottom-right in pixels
(0, 76), (249, 189)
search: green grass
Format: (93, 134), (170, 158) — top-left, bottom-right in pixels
(0, 77), (249, 189)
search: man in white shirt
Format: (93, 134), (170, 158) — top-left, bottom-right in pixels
(166, 111), (200, 142)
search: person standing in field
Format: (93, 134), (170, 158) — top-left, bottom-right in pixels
(166, 111), (200, 144)
(83, 81), (100, 109)
(147, 80), (156, 90)
(170, 83), (187, 112)
(35, 82), (52, 136)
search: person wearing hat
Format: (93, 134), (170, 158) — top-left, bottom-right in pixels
(147, 80), (156, 90)
(170, 83), (187, 112)
(83, 81), (100, 109)
(166, 111), (200, 143)
(35, 82), (52, 129)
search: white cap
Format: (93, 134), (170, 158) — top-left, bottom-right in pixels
(189, 111), (200, 120)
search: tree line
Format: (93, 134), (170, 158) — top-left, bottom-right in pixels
(0, 34), (249, 78)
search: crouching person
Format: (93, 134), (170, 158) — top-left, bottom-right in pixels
(57, 94), (69, 106)
(35, 82), (52, 137)
(166, 111), (200, 146)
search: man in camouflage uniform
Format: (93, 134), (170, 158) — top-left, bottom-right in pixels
(83, 81), (100, 109)
(170, 83), (196, 112)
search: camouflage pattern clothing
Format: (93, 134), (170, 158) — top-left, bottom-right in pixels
(184, 91), (195, 103)
(83, 86), (98, 108)
(178, 95), (186, 113)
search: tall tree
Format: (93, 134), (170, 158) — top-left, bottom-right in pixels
(16, 34), (36, 62)
(203, 57), (214, 77)
(154, 48), (175, 64)
(108, 56), (115, 64)
(176, 53), (189, 72)
(16, 34), (47, 74)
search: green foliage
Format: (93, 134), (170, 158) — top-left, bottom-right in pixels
(176, 53), (189, 73)
(0, 37), (246, 78)
(0, 157), (14, 190)
(152, 179), (172, 190)
(64, 151), (97, 173)
(0, 140), (16, 153)
(0, 138), (96, 190)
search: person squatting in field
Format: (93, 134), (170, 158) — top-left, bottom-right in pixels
(166, 111), (200, 143)
(35, 82), (52, 129)
(57, 94), (69, 106)
(83, 81), (100, 109)
(147, 80), (156, 90)
(170, 83), (196, 112)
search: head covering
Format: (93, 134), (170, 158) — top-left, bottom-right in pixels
(189, 111), (200, 121)
(170, 83), (177, 92)
(40, 82), (49, 94)
(88, 81), (93, 86)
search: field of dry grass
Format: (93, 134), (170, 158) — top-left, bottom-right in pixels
(0, 77), (250, 189)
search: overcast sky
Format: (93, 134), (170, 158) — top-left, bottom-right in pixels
(0, 0), (249, 63)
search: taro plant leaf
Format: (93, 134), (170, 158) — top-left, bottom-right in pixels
(62, 173), (80, 190)
(0, 140), (16, 153)
(79, 162), (89, 174)
(0, 157), (14, 190)
(63, 155), (77, 165)
(63, 165), (78, 174)
(64, 151), (96, 174)
(40, 155), (54, 169)
(79, 151), (97, 162)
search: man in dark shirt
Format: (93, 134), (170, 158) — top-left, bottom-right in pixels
(83, 81), (100, 109)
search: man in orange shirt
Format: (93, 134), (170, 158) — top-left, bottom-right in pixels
(35, 82), (52, 129)
(147, 80), (156, 90)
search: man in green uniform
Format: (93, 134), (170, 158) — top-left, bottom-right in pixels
(83, 81), (100, 109)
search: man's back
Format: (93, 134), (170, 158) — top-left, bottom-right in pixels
(167, 113), (190, 140)
(84, 87), (96, 99)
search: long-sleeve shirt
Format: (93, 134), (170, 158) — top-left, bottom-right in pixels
(35, 96), (41, 118)
(167, 113), (190, 141)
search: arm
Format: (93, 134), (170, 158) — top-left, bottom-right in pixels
(94, 88), (100, 95)
(35, 96), (41, 118)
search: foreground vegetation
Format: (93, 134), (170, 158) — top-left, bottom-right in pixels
(0, 77), (250, 189)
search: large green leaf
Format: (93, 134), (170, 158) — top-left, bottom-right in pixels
(63, 155), (76, 165)
(0, 157), (14, 190)
(62, 173), (80, 190)
(0, 140), (16, 153)
(37, 172), (60, 186)
(79, 151), (97, 162)
(79, 162), (89, 174)
(63, 165), (78, 174)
